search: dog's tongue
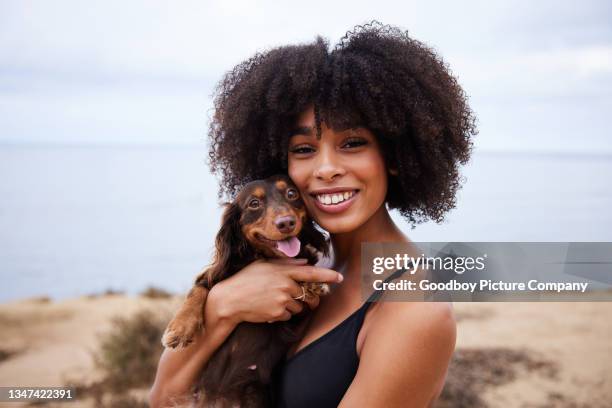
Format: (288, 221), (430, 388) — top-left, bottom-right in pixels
(275, 236), (301, 257)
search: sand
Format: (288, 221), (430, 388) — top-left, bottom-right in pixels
(450, 302), (612, 407)
(0, 296), (610, 407)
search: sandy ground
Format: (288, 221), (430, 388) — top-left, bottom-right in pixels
(451, 302), (612, 407)
(0, 294), (181, 407)
(0, 296), (611, 407)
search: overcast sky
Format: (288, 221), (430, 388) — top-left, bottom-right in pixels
(1, 0), (611, 152)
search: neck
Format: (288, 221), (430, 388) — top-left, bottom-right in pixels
(330, 205), (408, 276)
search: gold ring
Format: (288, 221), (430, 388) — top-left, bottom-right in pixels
(292, 286), (306, 301)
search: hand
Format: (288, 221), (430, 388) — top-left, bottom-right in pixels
(206, 258), (343, 326)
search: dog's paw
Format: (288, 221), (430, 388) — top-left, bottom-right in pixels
(317, 283), (330, 296)
(161, 316), (202, 349)
(302, 282), (330, 298)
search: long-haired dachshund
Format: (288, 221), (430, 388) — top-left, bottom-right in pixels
(162, 174), (330, 407)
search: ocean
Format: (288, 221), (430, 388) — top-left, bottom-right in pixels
(1, 145), (611, 302)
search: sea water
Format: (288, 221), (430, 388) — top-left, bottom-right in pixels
(1, 145), (611, 302)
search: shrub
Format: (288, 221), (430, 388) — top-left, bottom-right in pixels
(92, 309), (170, 392)
(140, 286), (174, 299)
(438, 348), (558, 408)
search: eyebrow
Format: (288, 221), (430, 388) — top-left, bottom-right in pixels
(289, 126), (314, 137)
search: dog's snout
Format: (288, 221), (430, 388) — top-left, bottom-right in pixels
(275, 215), (296, 233)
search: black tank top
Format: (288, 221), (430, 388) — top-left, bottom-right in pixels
(270, 268), (407, 407)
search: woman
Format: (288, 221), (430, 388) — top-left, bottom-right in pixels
(150, 21), (476, 407)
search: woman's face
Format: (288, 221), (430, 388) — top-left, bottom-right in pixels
(288, 106), (389, 234)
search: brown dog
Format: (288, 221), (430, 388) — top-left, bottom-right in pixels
(162, 174), (330, 407)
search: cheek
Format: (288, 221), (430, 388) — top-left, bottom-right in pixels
(288, 160), (307, 189)
(366, 149), (387, 174)
(362, 152), (388, 201)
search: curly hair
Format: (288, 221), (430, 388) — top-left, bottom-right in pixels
(208, 21), (477, 225)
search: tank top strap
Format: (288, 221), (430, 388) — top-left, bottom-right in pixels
(342, 267), (410, 349)
(357, 266), (410, 314)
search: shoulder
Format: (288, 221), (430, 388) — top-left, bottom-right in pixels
(373, 301), (455, 334)
(343, 302), (456, 406)
(363, 301), (456, 363)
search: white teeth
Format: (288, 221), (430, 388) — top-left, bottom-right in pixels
(315, 190), (356, 205)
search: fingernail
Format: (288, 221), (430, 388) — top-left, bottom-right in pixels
(337, 274), (344, 282)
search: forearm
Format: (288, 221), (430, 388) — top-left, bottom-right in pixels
(149, 288), (238, 407)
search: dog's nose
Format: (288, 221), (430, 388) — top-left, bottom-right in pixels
(275, 215), (296, 233)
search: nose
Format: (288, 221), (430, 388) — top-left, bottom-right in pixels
(275, 215), (296, 233)
(313, 145), (345, 181)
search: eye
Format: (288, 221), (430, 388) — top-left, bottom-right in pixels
(289, 145), (315, 154)
(248, 198), (261, 209)
(286, 188), (299, 200)
(342, 137), (368, 149)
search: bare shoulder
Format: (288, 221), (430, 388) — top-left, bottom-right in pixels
(345, 302), (457, 406)
(376, 301), (455, 325)
(365, 301), (456, 354)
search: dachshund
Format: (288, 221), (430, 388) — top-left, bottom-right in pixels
(162, 174), (330, 407)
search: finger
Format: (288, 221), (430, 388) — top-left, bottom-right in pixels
(277, 279), (304, 298)
(278, 310), (292, 321)
(304, 295), (320, 310)
(286, 266), (343, 284)
(285, 300), (304, 315)
(267, 308), (293, 323)
(287, 282), (306, 299)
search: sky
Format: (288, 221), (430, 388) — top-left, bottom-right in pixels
(0, 0), (611, 153)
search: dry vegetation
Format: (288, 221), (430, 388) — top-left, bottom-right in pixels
(64, 309), (169, 407)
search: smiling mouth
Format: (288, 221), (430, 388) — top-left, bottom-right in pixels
(310, 189), (359, 206)
(255, 233), (302, 257)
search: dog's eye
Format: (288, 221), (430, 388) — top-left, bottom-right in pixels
(286, 188), (299, 200)
(248, 198), (261, 209)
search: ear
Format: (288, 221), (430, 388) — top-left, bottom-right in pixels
(205, 202), (250, 287)
(299, 219), (330, 258)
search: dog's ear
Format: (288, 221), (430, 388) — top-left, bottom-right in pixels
(299, 219), (330, 258)
(205, 201), (250, 287)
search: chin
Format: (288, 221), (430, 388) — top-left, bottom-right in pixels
(304, 201), (365, 235)
(315, 217), (360, 234)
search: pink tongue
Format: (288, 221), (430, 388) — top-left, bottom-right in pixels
(275, 236), (301, 257)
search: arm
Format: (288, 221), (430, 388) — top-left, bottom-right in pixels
(339, 302), (456, 408)
(148, 285), (238, 408)
(149, 258), (342, 407)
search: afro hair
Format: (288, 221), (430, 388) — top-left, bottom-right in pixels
(208, 21), (477, 225)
